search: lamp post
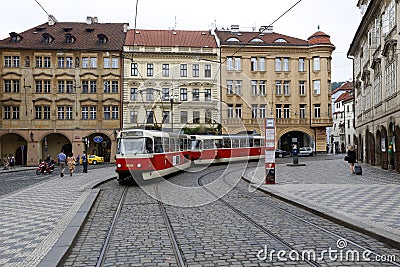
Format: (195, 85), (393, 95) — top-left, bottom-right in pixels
(170, 97), (174, 132)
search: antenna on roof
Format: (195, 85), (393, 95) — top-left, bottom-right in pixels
(34, 0), (58, 25)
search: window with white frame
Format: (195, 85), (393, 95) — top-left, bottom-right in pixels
(228, 104), (234, 118)
(111, 58), (119, 69)
(3, 106), (11, 119)
(283, 104), (290, 118)
(130, 88), (138, 101)
(44, 57), (51, 68)
(259, 104), (266, 118)
(13, 56), (20, 67)
(259, 57), (266, 71)
(192, 88), (200, 101)
(251, 104), (258, 118)
(251, 57), (258, 71)
(299, 58), (305, 72)
(314, 104), (321, 118)
(227, 80), (233, 94)
(374, 73), (382, 105)
(130, 110), (138, 123)
(103, 57), (110, 68)
(35, 106), (42, 119)
(131, 63), (138, 76)
(259, 80), (266, 95)
(180, 111), (188, 123)
(283, 81), (290, 95)
(104, 81), (110, 93)
(205, 64), (211, 77)
(235, 104), (242, 118)
(146, 111), (154, 123)
(58, 107), (65, 120)
(66, 106), (73, 120)
(58, 57), (65, 68)
(283, 58), (289, 71)
(385, 59), (396, 97)
(300, 104), (306, 118)
(90, 57), (97, 68)
(276, 104), (282, 118)
(313, 80), (321, 94)
(4, 56), (12, 67)
(193, 111), (200, 124)
(251, 80), (257, 95)
(180, 88), (188, 101)
(275, 81), (282, 95)
(82, 57), (89, 68)
(111, 81), (118, 93)
(146, 88), (154, 101)
(192, 64), (199, 77)
(205, 89), (211, 101)
(162, 64), (169, 77)
(234, 80), (242, 94)
(90, 106), (97, 119)
(275, 58), (281, 71)
(313, 57), (320, 71)
(12, 106), (19, 119)
(162, 88), (169, 101)
(299, 81), (306, 95)
(66, 57), (73, 68)
(82, 106), (90, 120)
(180, 64), (187, 77)
(234, 57), (241, 70)
(147, 63), (154, 76)
(162, 111), (169, 123)
(43, 106), (50, 119)
(226, 57), (233, 70)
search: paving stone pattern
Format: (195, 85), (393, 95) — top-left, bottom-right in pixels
(0, 168), (116, 266)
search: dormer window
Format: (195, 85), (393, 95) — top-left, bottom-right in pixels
(274, 38), (288, 43)
(9, 32), (22, 43)
(250, 38), (263, 43)
(63, 28), (73, 32)
(85, 28), (94, 33)
(42, 33), (54, 44)
(35, 27), (45, 32)
(97, 34), (108, 44)
(65, 33), (75, 44)
(226, 37), (240, 42)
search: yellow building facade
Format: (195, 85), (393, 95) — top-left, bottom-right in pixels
(215, 27), (335, 153)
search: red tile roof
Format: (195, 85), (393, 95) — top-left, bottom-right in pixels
(308, 31), (332, 45)
(215, 30), (308, 46)
(0, 22), (128, 51)
(332, 81), (353, 94)
(335, 91), (354, 103)
(125, 29), (217, 48)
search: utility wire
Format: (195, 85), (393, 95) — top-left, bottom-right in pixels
(34, 0), (49, 16)
(228, 0), (302, 60)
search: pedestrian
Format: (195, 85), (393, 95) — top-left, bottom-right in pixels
(3, 156), (9, 170)
(76, 155), (80, 165)
(58, 149), (67, 177)
(66, 152), (76, 176)
(46, 154), (51, 163)
(9, 154), (15, 169)
(346, 145), (357, 174)
(81, 151), (88, 173)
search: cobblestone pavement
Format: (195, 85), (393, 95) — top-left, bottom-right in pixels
(63, 161), (400, 266)
(0, 167), (116, 266)
(245, 157), (400, 249)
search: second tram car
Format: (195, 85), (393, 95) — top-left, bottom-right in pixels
(115, 129), (191, 184)
(190, 135), (264, 164)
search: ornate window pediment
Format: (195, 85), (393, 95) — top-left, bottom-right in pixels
(382, 39), (397, 60)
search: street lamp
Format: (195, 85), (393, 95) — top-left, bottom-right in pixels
(170, 97), (174, 132)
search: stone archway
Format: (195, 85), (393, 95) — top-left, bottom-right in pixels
(40, 133), (71, 162)
(358, 134), (364, 163)
(279, 131), (313, 153)
(85, 133), (112, 162)
(375, 130), (382, 167)
(367, 131), (375, 166)
(388, 122), (395, 170)
(0, 133), (28, 165)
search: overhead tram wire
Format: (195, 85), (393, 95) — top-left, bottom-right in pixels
(226, 0), (302, 62)
(34, 0), (50, 16)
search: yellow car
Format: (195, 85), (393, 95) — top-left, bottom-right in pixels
(80, 155), (104, 165)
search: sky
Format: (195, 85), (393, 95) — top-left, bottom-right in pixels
(0, 0), (362, 82)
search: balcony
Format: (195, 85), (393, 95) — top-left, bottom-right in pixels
(311, 118), (333, 127)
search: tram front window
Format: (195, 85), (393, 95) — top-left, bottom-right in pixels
(118, 138), (153, 154)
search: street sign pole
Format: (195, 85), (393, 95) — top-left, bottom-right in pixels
(265, 118), (276, 184)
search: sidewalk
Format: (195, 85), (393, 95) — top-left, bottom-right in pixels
(0, 166), (117, 266)
(243, 158), (400, 248)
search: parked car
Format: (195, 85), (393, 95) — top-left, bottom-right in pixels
(275, 149), (289, 158)
(80, 155), (104, 165)
(298, 147), (313, 156)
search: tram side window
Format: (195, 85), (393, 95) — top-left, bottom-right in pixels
(180, 138), (188, 151)
(203, 139), (215, 149)
(145, 138), (153, 153)
(154, 137), (163, 153)
(254, 138), (261, 147)
(223, 138), (231, 148)
(215, 139), (223, 148)
(232, 139), (239, 148)
(239, 139), (249, 148)
(174, 138), (180, 151)
(163, 137), (170, 152)
(170, 138), (176, 152)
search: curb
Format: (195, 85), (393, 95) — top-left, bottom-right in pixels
(38, 175), (117, 267)
(242, 169), (400, 250)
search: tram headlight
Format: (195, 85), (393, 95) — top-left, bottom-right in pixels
(117, 163), (122, 168)
(136, 163), (142, 168)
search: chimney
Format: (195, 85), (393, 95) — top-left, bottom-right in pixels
(259, 25), (273, 33)
(48, 15), (58, 26)
(86, 16), (93, 24)
(231, 25), (239, 33)
(123, 23), (130, 33)
(92, 17), (98, 24)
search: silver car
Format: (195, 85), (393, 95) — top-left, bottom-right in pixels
(299, 147), (313, 156)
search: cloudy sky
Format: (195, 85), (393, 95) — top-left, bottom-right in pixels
(0, 0), (361, 82)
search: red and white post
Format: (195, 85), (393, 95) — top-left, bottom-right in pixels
(264, 118), (276, 184)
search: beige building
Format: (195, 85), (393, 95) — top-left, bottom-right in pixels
(122, 29), (219, 133)
(0, 16), (128, 166)
(215, 26), (335, 153)
(348, 0), (400, 171)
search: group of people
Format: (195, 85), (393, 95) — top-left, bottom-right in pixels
(2, 154), (15, 170)
(57, 150), (88, 177)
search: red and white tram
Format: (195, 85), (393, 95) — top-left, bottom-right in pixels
(190, 135), (264, 164)
(115, 129), (192, 184)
